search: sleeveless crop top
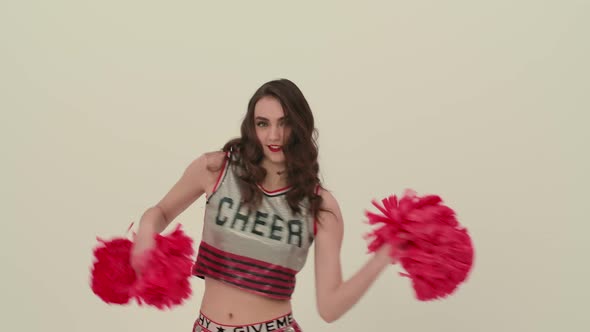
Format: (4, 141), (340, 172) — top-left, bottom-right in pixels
(192, 151), (317, 300)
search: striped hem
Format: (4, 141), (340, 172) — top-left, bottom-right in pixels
(193, 241), (296, 300)
(257, 184), (292, 197)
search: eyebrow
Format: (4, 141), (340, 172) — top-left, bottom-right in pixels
(255, 116), (286, 121)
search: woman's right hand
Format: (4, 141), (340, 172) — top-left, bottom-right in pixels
(130, 232), (155, 276)
(130, 212), (161, 276)
(126, 152), (220, 275)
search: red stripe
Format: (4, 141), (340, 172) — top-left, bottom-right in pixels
(211, 152), (230, 193)
(195, 260), (294, 291)
(194, 262), (293, 298)
(313, 185), (321, 235)
(257, 184), (291, 195)
(199, 241), (297, 275)
(314, 218), (318, 235)
(199, 248), (295, 284)
(197, 249), (295, 287)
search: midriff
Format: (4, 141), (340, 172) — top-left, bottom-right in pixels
(198, 277), (293, 325)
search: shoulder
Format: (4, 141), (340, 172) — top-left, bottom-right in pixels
(317, 187), (338, 210)
(183, 150), (226, 178)
(314, 187), (344, 242)
(203, 150), (228, 172)
(316, 187), (343, 224)
(178, 150), (228, 194)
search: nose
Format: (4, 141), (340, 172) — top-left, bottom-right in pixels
(269, 125), (281, 142)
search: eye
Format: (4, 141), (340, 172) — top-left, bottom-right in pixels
(256, 121), (268, 127)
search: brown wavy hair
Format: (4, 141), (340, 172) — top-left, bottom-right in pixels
(222, 79), (324, 220)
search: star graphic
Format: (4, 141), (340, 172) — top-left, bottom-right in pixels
(216, 327), (225, 332)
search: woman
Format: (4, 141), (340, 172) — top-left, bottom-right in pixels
(130, 79), (397, 332)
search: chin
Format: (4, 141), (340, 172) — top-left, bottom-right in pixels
(264, 153), (286, 165)
(270, 156), (286, 164)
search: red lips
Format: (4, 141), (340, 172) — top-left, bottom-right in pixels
(268, 145), (282, 152)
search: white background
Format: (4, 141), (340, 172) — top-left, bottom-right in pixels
(2, 1), (589, 331)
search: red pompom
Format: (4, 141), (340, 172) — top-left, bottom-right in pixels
(89, 224), (195, 309)
(131, 224), (195, 309)
(90, 237), (136, 305)
(365, 189), (474, 301)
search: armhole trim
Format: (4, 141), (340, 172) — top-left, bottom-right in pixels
(206, 151), (231, 203)
(313, 184), (321, 235)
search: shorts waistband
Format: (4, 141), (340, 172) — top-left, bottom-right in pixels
(193, 311), (301, 332)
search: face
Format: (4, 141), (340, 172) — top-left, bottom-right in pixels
(254, 96), (291, 166)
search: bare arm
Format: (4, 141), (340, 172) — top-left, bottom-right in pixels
(314, 189), (395, 323)
(130, 152), (224, 273)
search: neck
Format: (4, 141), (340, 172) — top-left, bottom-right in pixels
(261, 160), (288, 190)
